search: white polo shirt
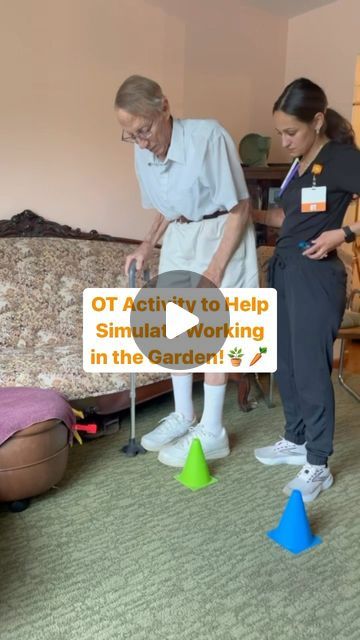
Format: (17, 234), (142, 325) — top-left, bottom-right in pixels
(134, 118), (249, 221)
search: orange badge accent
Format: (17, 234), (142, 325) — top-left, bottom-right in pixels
(312, 163), (323, 176)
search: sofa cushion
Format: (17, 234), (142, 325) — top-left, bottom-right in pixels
(0, 237), (160, 349)
(0, 236), (169, 399)
(0, 346), (169, 400)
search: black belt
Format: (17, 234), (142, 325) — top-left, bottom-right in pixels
(177, 210), (228, 224)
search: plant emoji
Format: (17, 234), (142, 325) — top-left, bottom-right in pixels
(228, 347), (244, 367)
(249, 347), (267, 366)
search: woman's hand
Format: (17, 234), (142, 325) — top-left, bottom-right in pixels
(125, 241), (153, 275)
(302, 229), (345, 260)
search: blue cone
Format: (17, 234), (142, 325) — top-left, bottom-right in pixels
(267, 490), (322, 554)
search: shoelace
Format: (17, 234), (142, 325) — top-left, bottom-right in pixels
(156, 412), (191, 433)
(296, 463), (326, 483)
(274, 437), (297, 451)
(176, 424), (209, 449)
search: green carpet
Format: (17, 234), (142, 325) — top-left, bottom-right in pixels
(1, 377), (360, 640)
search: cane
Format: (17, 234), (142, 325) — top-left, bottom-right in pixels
(121, 259), (149, 456)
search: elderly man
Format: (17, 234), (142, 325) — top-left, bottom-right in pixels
(115, 75), (258, 467)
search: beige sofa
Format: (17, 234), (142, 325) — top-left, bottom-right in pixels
(0, 210), (251, 423)
(0, 210), (173, 417)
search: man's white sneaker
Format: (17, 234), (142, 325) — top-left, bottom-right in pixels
(283, 463), (334, 503)
(158, 424), (230, 467)
(254, 437), (307, 466)
(140, 412), (196, 452)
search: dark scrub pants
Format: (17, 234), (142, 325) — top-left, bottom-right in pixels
(269, 249), (347, 465)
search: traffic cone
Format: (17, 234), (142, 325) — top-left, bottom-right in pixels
(175, 438), (218, 491)
(267, 490), (322, 554)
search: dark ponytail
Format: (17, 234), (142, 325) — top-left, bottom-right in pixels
(274, 77), (355, 146)
(323, 108), (355, 145)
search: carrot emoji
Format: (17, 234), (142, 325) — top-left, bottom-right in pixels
(249, 347), (267, 366)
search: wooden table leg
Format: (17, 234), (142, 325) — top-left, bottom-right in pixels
(228, 373), (252, 412)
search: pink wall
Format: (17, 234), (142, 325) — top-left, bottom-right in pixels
(152, 1), (288, 158)
(0, 0), (288, 238)
(286, 0), (359, 120)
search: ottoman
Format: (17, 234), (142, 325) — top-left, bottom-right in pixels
(0, 388), (75, 511)
(0, 419), (69, 510)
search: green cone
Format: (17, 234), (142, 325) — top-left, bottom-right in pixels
(175, 438), (218, 491)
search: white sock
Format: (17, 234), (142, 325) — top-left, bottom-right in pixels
(200, 383), (227, 435)
(171, 374), (194, 421)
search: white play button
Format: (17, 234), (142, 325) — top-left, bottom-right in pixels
(165, 302), (199, 340)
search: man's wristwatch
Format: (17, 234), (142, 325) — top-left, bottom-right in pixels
(342, 225), (356, 243)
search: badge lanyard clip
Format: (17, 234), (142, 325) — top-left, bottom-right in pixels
(311, 163), (323, 189)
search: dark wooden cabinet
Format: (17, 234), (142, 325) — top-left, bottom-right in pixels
(243, 165), (289, 246)
(235, 165), (290, 410)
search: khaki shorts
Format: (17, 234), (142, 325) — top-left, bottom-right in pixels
(158, 215), (259, 288)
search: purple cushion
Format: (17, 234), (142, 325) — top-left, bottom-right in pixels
(0, 387), (75, 445)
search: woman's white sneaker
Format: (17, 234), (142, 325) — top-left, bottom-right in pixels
(140, 412), (196, 452)
(158, 424), (230, 467)
(254, 437), (307, 466)
(283, 463), (334, 503)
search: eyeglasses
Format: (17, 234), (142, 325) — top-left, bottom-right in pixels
(121, 121), (154, 143)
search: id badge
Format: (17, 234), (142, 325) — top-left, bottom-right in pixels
(301, 186), (327, 213)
